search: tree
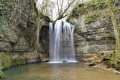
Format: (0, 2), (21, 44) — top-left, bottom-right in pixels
(55, 0), (75, 21)
(108, 0), (120, 53)
(36, 0), (77, 21)
(107, 0), (120, 68)
(36, 0), (55, 19)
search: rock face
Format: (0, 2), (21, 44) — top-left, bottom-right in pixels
(0, 0), (116, 63)
(39, 25), (49, 55)
(68, 9), (116, 57)
(39, 9), (116, 61)
(0, 0), (37, 52)
(0, 52), (41, 70)
(0, 0), (51, 66)
(0, 0), (43, 72)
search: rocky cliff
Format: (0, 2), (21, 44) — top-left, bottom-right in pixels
(0, 1), (43, 77)
(0, 0), (52, 79)
(38, 6), (117, 61)
(73, 12), (115, 54)
(67, 1), (117, 60)
(0, 0), (38, 52)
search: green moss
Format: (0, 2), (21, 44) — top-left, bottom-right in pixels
(0, 52), (27, 70)
(0, 60), (5, 79)
(67, 18), (74, 24)
(84, 13), (100, 24)
(0, 53), (13, 69)
(71, 3), (86, 17)
(68, 20), (73, 24)
(88, 61), (97, 66)
(0, 71), (5, 79)
(102, 51), (120, 70)
(76, 26), (82, 30)
(70, 0), (107, 18)
(12, 59), (27, 66)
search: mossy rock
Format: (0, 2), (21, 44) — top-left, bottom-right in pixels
(0, 52), (27, 69)
(0, 71), (5, 79)
(88, 61), (97, 66)
(76, 26), (82, 30)
(102, 51), (120, 70)
(0, 53), (13, 70)
(71, 3), (86, 17)
(0, 60), (5, 79)
(84, 13), (100, 24)
(12, 59), (27, 66)
(70, 0), (107, 19)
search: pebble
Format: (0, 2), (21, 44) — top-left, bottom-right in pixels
(114, 71), (120, 74)
(93, 66), (120, 75)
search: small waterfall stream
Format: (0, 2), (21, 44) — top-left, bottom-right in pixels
(49, 19), (77, 63)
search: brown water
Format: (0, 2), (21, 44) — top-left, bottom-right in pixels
(5, 63), (120, 80)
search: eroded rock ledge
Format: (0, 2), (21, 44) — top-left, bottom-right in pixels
(0, 52), (41, 70)
(0, 0), (42, 79)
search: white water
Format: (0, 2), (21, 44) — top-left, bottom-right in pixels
(49, 19), (77, 63)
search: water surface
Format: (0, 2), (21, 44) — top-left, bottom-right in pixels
(5, 63), (120, 80)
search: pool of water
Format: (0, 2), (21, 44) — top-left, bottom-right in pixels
(5, 63), (120, 80)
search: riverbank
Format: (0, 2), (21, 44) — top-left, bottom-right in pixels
(84, 51), (120, 74)
(0, 52), (42, 79)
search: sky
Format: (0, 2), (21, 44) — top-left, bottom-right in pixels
(36, 0), (91, 20)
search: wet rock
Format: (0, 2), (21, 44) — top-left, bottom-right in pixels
(69, 10), (116, 56)
(115, 71), (120, 75)
(88, 62), (96, 66)
(0, 52), (41, 70)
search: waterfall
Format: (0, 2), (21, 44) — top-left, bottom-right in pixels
(49, 19), (77, 63)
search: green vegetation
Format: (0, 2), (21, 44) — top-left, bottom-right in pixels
(0, 52), (28, 70)
(67, 0), (108, 25)
(0, 71), (5, 79)
(68, 0), (120, 71)
(0, 52), (28, 79)
(76, 26), (82, 30)
(70, 0), (108, 18)
(84, 13), (100, 24)
(0, 0), (120, 77)
(86, 51), (120, 71)
(0, 60), (5, 79)
(71, 3), (86, 17)
(102, 51), (120, 70)
(0, 52), (13, 69)
(0, 52), (30, 79)
(87, 60), (97, 66)
(12, 59), (27, 66)
(106, 0), (120, 70)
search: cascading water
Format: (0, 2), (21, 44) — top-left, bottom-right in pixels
(49, 19), (77, 63)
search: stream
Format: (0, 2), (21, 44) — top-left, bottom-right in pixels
(5, 63), (120, 80)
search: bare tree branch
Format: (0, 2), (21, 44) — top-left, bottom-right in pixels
(55, 0), (75, 21)
(36, 0), (76, 21)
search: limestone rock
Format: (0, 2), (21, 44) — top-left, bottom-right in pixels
(26, 52), (41, 63)
(0, 42), (11, 51)
(0, 0), (38, 52)
(68, 9), (116, 56)
(71, 12), (116, 55)
(14, 37), (29, 51)
(0, 52), (41, 70)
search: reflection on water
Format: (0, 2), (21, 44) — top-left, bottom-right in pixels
(5, 63), (120, 80)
